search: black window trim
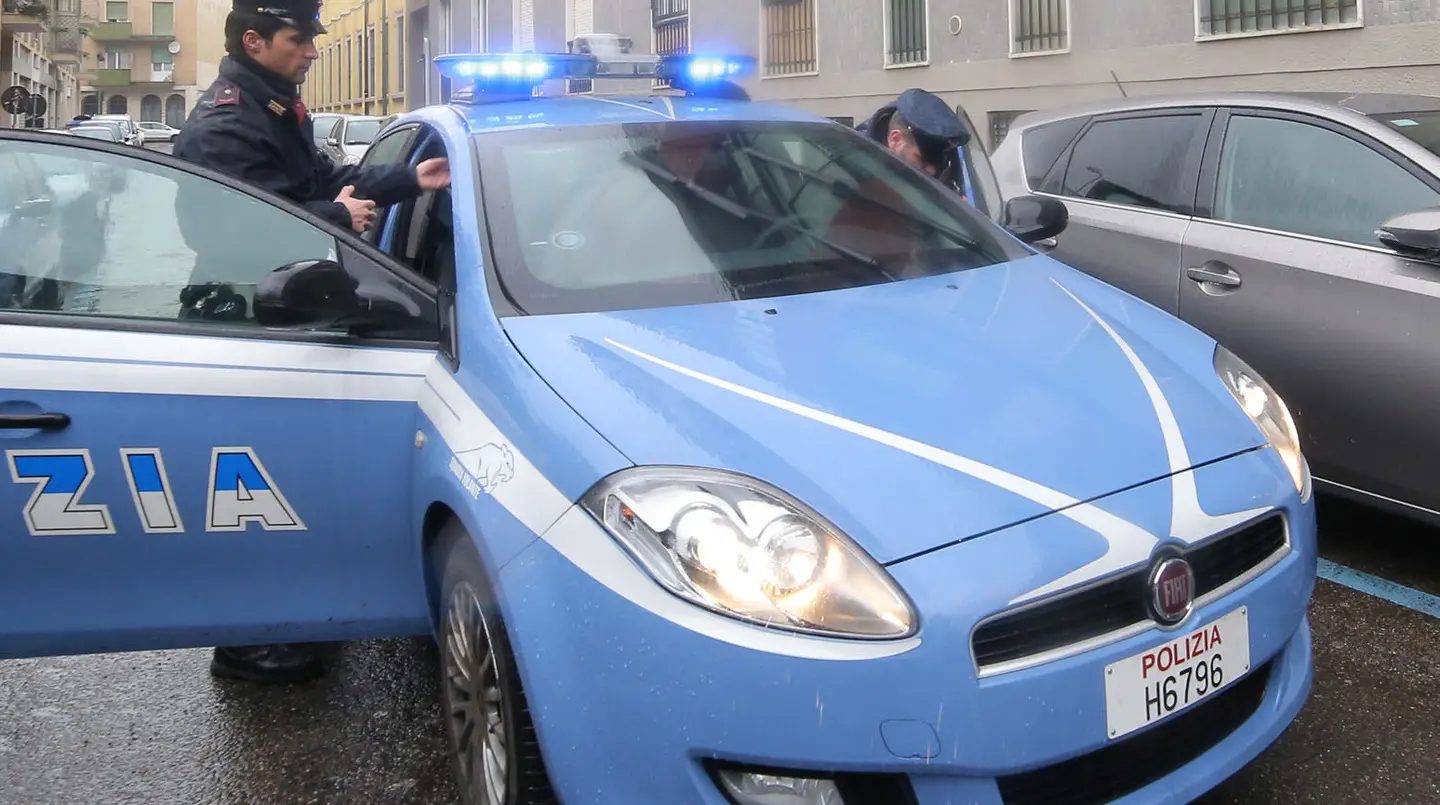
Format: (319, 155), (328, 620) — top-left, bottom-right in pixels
(1040, 106), (1216, 219)
(1018, 114), (1090, 193)
(1195, 105), (1440, 230)
(0, 128), (441, 351)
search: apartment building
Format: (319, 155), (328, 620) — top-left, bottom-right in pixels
(657, 0), (1440, 149)
(335, 1), (1439, 154)
(0, 0), (84, 127)
(78, 0), (226, 126)
(304, 0), (567, 113)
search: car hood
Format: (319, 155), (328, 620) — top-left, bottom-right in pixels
(503, 256), (1269, 564)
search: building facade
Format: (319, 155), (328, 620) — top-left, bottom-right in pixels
(1, 0), (85, 127)
(78, 0), (226, 126)
(305, 0), (408, 116)
(316, 1), (1440, 150)
(675, 0), (1440, 149)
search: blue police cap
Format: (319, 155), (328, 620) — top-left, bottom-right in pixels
(893, 88), (967, 146)
(234, 0), (327, 36)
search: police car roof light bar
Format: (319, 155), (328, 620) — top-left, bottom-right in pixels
(434, 50), (756, 104)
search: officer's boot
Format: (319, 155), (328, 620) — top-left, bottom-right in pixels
(210, 644), (324, 684)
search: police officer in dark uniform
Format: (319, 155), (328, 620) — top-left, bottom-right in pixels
(175, 0), (449, 237)
(173, 0), (451, 685)
(856, 88), (971, 198)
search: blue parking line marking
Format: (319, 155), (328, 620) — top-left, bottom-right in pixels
(1317, 559), (1440, 619)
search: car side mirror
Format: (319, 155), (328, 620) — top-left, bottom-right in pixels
(1002, 194), (1068, 245)
(326, 136), (340, 148)
(253, 258), (413, 335)
(1377, 208), (1440, 263)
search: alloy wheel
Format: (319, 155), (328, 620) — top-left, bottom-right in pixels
(444, 582), (509, 805)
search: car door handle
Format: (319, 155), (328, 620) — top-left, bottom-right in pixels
(0, 412), (71, 430)
(1186, 263), (1242, 288)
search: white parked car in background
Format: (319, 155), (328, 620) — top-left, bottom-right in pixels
(328, 115), (384, 165)
(137, 121), (181, 143)
(88, 114), (144, 147)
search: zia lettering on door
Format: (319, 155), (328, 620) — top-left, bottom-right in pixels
(4, 447), (306, 536)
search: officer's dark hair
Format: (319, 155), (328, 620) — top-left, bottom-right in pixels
(224, 11), (292, 57)
(886, 112), (918, 149)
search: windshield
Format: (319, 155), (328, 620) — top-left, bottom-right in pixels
(344, 120), (382, 145)
(69, 128), (118, 141)
(1371, 110), (1440, 158)
(475, 120), (1027, 315)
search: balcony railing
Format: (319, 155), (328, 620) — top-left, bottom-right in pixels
(2, 0), (50, 32)
(89, 67), (131, 87)
(90, 20), (131, 38)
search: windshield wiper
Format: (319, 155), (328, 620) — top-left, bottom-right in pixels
(740, 147), (986, 254)
(621, 152), (894, 279)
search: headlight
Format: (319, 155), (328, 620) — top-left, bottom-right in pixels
(581, 467), (916, 639)
(1214, 345), (1310, 498)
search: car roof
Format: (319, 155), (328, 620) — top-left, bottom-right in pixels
(1008, 91), (1440, 132)
(453, 93), (833, 134)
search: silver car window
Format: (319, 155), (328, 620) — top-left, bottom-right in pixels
(1059, 114), (1206, 214)
(1214, 114), (1440, 246)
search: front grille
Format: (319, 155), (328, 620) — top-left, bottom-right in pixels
(995, 660), (1273, 805)
(973, 513), (1287, 672)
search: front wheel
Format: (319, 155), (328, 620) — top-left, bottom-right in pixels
(436, 521), (556, 805)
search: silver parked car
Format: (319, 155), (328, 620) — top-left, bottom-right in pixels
(991, 91), (1440, 521)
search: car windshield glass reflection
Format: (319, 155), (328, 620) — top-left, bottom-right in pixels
(69, 128), (118, 141)
(1373, 110), (1440, 158)
(475, 120), (1027, 316)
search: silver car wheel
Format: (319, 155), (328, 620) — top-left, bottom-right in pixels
(444, 581), (508, 805)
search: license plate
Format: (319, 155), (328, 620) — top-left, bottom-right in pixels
(1103, 606), (1251, 740)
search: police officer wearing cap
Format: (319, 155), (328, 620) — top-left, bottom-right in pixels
(173, 0), (451, 686)
(857, 88), (971, 198)
(175, 0), (449, 237)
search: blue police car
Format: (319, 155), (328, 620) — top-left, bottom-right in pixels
(0, 41), (1315, 805)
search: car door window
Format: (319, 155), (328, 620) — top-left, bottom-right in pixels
(0, 138), (335, 324)
(358, 126), (419, 247)
(1060, 114), (1207, 213)
(1212, 114), (1440, 246)
(1024, 116), (1087, 192)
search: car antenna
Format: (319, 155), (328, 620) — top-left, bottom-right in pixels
(1110, 69), (1128, 98)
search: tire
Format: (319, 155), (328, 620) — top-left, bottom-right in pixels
(435, 520), (557, 805)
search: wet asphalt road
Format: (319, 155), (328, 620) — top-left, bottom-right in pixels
(1, 495), (1436, 805)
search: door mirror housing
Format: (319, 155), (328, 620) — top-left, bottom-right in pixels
(253, 259), (418, 335)
(1377, 208), (1440, 263)
(1002, 194), (1068, 245)
(326, 136), (340, 148)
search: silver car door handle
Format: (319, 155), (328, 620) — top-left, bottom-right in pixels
(1186, 263), (1242, 288)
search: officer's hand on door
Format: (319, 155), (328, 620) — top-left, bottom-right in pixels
(335, 184), (377, 233)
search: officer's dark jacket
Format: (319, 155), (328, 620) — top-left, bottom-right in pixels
(855, 101), (901, 146)
(174, 54), (419, 229)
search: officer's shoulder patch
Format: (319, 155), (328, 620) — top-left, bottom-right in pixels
(214, 84), (240, 107)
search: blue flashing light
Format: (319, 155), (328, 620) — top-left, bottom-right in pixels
(434, 46), (757, 104)
(661, 55), (757, 84)
(434, 53), (597, 87)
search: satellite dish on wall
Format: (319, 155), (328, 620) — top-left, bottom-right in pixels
(167, 40), (181, 54)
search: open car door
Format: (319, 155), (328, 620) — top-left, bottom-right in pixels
(0, 130), (439, 660)
(953, 103), (1005, 224)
